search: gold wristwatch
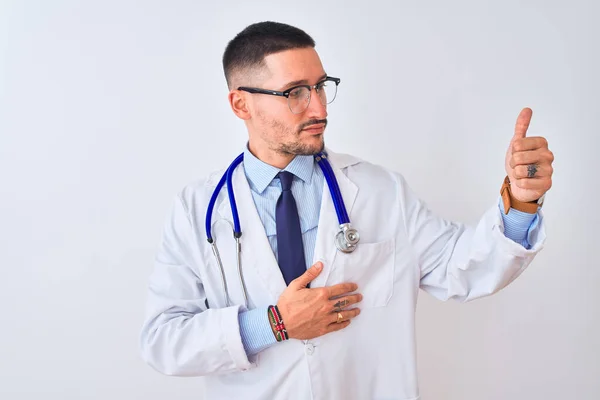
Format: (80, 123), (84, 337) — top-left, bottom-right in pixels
(500, 176), (544, 215)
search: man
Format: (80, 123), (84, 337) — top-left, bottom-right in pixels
(140, 21), (553, 399)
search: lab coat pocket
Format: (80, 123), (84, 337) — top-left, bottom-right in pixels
(333, 237), (396, 308)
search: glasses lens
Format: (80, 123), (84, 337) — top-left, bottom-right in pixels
(317, 79), (338, 105)
(288, 86), (310, 114)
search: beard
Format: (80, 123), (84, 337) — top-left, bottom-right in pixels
(261, 115), (328, 156)
(278, 134), (325, 155)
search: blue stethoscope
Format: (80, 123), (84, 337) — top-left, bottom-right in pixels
(205, 151), (360, 308)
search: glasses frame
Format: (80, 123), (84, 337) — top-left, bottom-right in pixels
(237, 76), (341, 114)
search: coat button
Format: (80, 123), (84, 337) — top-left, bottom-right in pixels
(305, 343), (315, 355)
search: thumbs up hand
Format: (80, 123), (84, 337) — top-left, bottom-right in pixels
(504, 108), (554, 203)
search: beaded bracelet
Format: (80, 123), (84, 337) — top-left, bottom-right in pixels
(268, 305), (289, 342)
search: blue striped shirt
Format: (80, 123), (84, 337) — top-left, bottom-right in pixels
(241, 147), (324, 268)
(238, 148), (538, 356)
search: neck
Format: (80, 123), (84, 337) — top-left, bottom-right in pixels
(247, 140), (294, 170)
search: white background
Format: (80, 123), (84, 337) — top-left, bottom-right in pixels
(1, 0), (598, 399)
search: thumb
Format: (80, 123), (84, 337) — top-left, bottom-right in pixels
(290, 262), (323, 289)
(513, 107), (533, 140)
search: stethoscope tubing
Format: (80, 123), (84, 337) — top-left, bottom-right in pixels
(315, 154), (350, 224)
(205, 153), (243, 242)
(206, 151), (348, 242)
(226, 153), (244, 237)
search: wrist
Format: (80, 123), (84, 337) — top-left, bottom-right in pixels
(238, 307), (279, 356)
(500, 176), (541, 214)
(268, 305), (289, 342)
(268, 310), (278, 338)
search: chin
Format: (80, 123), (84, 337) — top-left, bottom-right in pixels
(302, 135), (325, 155)
(281, 135), (325, 156)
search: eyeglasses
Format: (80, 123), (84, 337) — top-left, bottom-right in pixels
(237, 76), (340, 114)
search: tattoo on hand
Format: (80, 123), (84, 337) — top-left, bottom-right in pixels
(333, 299), (349, 311)
(527, 164), (538, 178)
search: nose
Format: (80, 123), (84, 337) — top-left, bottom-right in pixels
(304, 87), (328, 119)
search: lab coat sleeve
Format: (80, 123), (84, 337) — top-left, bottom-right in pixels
(139, 193), (253, 376)
(395, 174), (546, 302)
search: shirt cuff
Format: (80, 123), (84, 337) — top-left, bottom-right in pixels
(238, 307), (278, 356)
(498, 197), (539, 249)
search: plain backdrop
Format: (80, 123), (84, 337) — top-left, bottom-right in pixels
(1, 0), (598, 399)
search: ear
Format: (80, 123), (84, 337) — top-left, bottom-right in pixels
(228, 90), (251, 120)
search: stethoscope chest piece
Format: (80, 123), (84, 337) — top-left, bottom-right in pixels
(335, 223), (360, 253)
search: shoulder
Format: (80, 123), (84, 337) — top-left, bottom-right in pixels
(173, 165), (229, 213)
(326, 148), (405, 185)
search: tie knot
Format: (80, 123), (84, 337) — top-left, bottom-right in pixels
(278, 171), (294, 192)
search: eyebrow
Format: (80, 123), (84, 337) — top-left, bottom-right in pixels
(280, 73), (328, 90)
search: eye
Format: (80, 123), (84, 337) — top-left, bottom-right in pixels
(288, 87), (306, 99)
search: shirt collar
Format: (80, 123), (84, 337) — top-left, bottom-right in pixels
(243, 145), (315, 194)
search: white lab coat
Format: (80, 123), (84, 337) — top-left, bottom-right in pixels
(140, 149), (545, 400)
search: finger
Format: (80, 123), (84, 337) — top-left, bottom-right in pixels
(289, 262), (323, 289)
(326, 282), (359, 298)
(329, 308), (361, 325)
(513, 177), (552, 192)
(329, 294), (363, 311)
(512, 137), (548, 152)
(513, 164), (553, 179)
(514, 107), (533, 139)
(509, 149), (554, 169)
(326, 320), (351, 333)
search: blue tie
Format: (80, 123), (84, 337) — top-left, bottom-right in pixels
(276, 171), (306, 285)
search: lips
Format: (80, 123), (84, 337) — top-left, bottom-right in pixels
(302, 124), (326, 132)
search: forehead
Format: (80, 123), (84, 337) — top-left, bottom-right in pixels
(262, 47), (326, 86)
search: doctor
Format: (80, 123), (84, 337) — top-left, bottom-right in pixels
(140, 21), (554, 399)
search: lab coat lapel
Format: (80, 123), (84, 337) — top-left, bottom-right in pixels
(217, 164), (288, 301)
(310, 149), (359, 287)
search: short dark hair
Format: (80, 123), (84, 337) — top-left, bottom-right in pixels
(222, 21), (316, 88)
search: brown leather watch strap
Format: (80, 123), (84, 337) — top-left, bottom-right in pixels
(500, 176), (539, 215)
